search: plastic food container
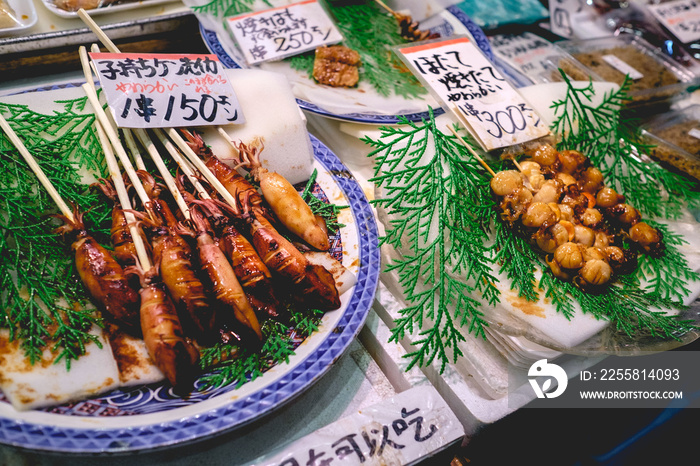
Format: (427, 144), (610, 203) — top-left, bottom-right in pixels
(641, 104), (700, 182)
(544, 34), (700, 108)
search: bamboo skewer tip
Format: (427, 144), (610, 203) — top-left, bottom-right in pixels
(445, 124), (496, 178)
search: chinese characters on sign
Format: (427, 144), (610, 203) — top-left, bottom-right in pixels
(397, 37), (548, 150)
(226, 0), (342, 65)
(90, 53), (245, 129)
(648, 0), (700, 44)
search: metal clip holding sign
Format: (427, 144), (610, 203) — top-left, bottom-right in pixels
(394, 36), (549, 151)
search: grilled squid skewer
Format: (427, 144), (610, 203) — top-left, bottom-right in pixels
(236, 140), (330, 251)
(133, 266), (199, 393)
(54, 208), (140, 331)
(189, 206), (262, 340)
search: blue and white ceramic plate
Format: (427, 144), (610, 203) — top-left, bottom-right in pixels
(0, 130), (380, 453)
(198, 5), (496, 124)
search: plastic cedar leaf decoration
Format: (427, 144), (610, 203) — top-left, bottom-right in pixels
(0, 98), (109, 368)
(197, 0), (427, 99)
(198, 307), (323, 389)
(366, 76), (700, 372)
(550, 71), (700, 219)
(364, 110), (498, 371)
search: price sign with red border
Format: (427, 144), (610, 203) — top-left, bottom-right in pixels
(90, 53), (245, 129)
(396, 37), (548, 150)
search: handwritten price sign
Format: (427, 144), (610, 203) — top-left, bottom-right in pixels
(397, 37), (548, 150)
(90, 53), (245, 129)
(490, 32), (556, 77)
(648, 0), (700, 44)
(226, 0), (343, 65)
(255, 386), (464, 466)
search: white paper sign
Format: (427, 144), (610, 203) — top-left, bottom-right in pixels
(226, 0), (343, 65)
(397, 37), (549, 150)
(249, 386), (464, 466)
(490, 32), (556, 77)
(90, 53), (244, 129)
(548, 0), (583, 39)
(648, 0), (700, 44)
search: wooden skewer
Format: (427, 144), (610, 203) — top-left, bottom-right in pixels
(217, 127), (240, 158)
(0, 114), (74, 222)
(445, 124), (496, 178)
(93, 120), (152, 271)
(78, 46), (151, 270)
(374, 0), (396, 15)
(152, 128), (211, 201)
(77, 8), (120, 53)
(165, 127), (240, 208)
(82, 84), (152, 207)
(132, 128), (193, 218)
(122, 129), (147, 172)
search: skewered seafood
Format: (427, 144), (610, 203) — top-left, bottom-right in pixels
(131, 265), (199, 393)
(492, 142), (664, 289)
(240, 195), (341, 311)
(94, 177), (148, 266)
(192, 196), (282, 320)
(53, 208), (140, 331)
(138, 172), (214, 340)
(237, 140), (330, 251)
(188, 205), (263, 340)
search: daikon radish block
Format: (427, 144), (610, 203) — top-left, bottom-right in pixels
(198, 68), (314, 185)
(105, 323), (165, 387)
(0, 326), (121, 411)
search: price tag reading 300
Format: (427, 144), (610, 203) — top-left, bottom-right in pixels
(90, 53), (245, 129)
(397, 37), (549, 150)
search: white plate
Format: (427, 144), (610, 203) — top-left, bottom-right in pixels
(192, 3), (504, 124)
(377, 81), (700, 356)
(0, 0), (37, 35)
(39, 0), (180, 19)
(0, 84), (380, 453)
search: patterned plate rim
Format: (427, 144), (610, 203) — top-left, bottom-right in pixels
(0, 135), (380, 454)
(198, 5), (494, 124)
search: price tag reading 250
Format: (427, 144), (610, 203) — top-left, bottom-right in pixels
(397, 37), (549, 150)
(90, 53), (245, 129)
(226, 0), (343, 65)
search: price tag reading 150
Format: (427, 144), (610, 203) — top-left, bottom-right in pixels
(90, 53), (245, 129)
(396, 37), (549, 151)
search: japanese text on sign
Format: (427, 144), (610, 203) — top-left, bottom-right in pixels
(90, 53), (245, 129)
(226, 0), (342, 65)
(397, 37), (549, 150)
(276, 407), (437, 466)
(490, 32), (556, 76)
(255, 385), (464, 466)
(648, 0), (700, 44)
(549, 0), (583, 39)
